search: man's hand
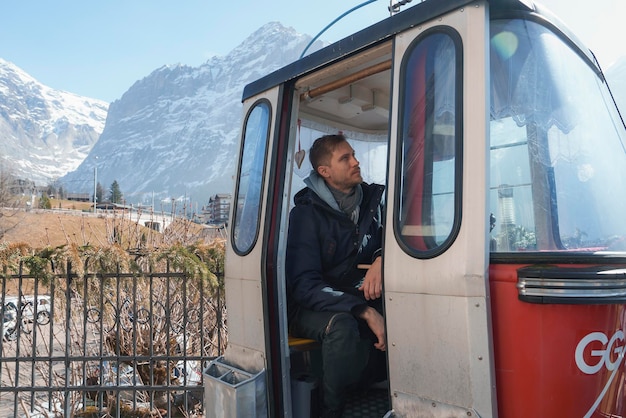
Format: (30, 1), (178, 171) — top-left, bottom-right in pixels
(359, 306), (386, 351)
(358, 256), (382, 300)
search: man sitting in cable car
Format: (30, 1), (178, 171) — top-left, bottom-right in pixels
(286, 134), (387, 417)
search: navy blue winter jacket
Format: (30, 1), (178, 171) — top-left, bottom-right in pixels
(286, 181), (385, 317)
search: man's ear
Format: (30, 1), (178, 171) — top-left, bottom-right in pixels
(317, 165), (330, 179)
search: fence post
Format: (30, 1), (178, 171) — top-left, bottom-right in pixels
(64, 260), (72, 416)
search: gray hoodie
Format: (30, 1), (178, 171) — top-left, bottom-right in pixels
(304, 170), (363, 223)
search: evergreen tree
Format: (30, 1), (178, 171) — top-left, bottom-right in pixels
(0, 165), (13, 209)
(96, 182), (104, 204)
(39, 194), (51, 209)
(109, 180), (123, 204)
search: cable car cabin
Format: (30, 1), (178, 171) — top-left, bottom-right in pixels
(218, 0), (626, 416)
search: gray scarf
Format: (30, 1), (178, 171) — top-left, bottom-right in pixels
(304, 170), (363, 223)
(328, 184), (362, 222)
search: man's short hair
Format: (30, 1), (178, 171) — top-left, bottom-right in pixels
(309, 134), (347, 172)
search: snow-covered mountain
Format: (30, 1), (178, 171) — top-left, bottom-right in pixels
(60, 22), (320, 205)
(0, 58), (108, 184)
(2, 21), (625, 206)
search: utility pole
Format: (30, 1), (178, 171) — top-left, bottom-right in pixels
(93, 165), (97, 213)
(93, 156), (99, 214)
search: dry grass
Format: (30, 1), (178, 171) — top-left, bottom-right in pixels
(1, 209), (108, 248)
(0, 206), (224, 294)
(0, 207), (215, 250)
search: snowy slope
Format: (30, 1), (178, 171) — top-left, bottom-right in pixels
(0, 58), (108, 184)
(60, 22), (320, 204)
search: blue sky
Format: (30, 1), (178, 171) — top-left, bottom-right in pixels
(1, 0), (624, 103)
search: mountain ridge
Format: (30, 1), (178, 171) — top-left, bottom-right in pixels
(0, 58), (108, 184)
(1, 23), (626, 207)
(60, 22), (320, 205)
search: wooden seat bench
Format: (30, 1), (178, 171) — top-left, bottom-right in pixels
(288, 334), (321, 377)
(288, 335), (320, 351)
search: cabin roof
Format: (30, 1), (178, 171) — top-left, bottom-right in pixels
(242, 0), (595, 102)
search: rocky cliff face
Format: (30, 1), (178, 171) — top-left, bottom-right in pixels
(61, 22), (319, 204)
(0, 58), (108, 184)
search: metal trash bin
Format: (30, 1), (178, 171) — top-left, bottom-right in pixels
(204, 356), (266, 418)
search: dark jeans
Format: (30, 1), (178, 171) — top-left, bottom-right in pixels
(289, 307), (383, 411)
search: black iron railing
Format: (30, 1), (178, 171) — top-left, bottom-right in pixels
(0, 263), (226, 417)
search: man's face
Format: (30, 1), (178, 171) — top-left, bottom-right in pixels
(318, 141), (362, 193)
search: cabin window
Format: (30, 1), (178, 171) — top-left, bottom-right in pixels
(489, 19), (626, 253)
(232, 100), (271, 255)
(396, 28), (463, 258)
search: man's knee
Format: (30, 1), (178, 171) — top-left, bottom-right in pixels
(323, 313), (359, 344)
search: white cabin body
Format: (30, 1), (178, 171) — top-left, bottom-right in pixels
(219, 1), (626, 416)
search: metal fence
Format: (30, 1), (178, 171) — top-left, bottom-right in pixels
(0, 263), (226, 417)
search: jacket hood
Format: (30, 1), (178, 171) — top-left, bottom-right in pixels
(303, 170), (341, 212)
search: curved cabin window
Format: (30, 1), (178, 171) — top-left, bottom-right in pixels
(396, 28), (463, 258)
(232, 101), (271, 255)
(489, 19), (626, 253)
